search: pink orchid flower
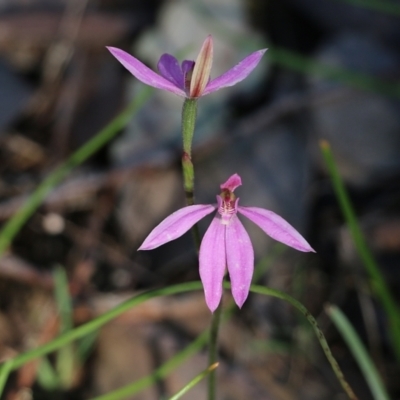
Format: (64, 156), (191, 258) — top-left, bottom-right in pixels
(107, 36), (267, 98)
(139, 174), (315, 312)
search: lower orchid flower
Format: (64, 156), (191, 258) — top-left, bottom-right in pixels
(139, 174), (315, 312)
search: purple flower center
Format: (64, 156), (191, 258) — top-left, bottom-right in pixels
(157, 54), (195, 96)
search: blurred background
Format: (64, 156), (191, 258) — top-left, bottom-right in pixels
(0, 0), (399, 398)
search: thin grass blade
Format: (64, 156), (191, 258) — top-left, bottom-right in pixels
(0, 86), (153, 256)
(248, 284), (359, 400)
(5, 282), (203, 371)
(168, 363), (218, 400)
(320, 140), (400, 360)
(89, 330), (210, 400)
(0, 360), (14, 396)
(327, 305), (391, 400)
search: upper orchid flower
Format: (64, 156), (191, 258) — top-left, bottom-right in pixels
(107, 36), (267, 98)
(139, 174), (315, 312)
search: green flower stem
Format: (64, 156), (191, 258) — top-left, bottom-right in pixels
(182, 152), (195, 206)
(181, 98), (198, 207)
(181, 97), (220, 400)
(320, 140), (400, 360)
(207, 301), (223, 400)
(0, 86), (153, 256)
(181, 99), (197, 157)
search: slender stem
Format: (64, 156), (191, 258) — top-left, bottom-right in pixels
(180, 97), (221, 399)
(182, 152), (195, 206)
(207, 300), (223, 400)
(181, 98), (198, 206)
(181, 99), (201, 252)
(181, 99), (197, 157)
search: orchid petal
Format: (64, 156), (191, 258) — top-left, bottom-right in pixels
(106, 47), (186, 97)
(220, 173), (242, 191)
(182, 60), (195, 75)
(190, 35), (214, 98)
(157, 54), (185, 89)
(226, 216), (254, 308)
(238, 206), (315, 252)
(202, 49), (267, 96)
(199, 216), (226, 312)
(139, 205), (215, 250)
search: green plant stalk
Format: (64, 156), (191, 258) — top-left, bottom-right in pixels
(327, 305), (391, 400)
(207, 301), (222, 400)
(320, 140), (400, 360)
(181, 98), (198, 206)
(90, 330), (210, 400)
(168, 363), (218, 400)
(180, 98), (201, 250)
(0, 86), (153, 256)
(181, 98), (221, 400)
(181, 99), (197, 158)
(249, 284), (358, 400)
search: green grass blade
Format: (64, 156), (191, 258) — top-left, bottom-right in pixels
(335, 0), (400, 15)
(54, 266), (73, 333)
(37, 358), (60, 390)
(53, 265), (76, 388)
(267, 47), (400, 98)
(327, 305), (391, 400)
(6, 282), (203, 371)
(0, 277), (355, 399)
(77, 330), (98, 362)
(168, 363), (218, 400)
(87, 253), (282, 400)
(0, 86), (153, 256)
(0, 360), (14, 395)
(249, 284), (358, 400)
(89, 330), (210, 400)
(320, 140), (400, 360)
